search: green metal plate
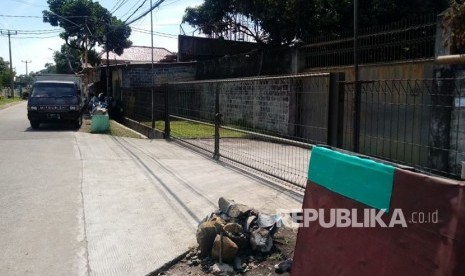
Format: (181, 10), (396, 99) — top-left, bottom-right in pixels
(308, 146), (395, 211)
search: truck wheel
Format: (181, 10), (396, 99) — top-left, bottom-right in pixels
(30, 121), (40, 129)
(74, 113), (83, 129)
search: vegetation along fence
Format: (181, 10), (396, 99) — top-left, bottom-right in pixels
(121, 73), (465, 186)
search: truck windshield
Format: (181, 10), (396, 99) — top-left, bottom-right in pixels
(31, 83), (76, 97)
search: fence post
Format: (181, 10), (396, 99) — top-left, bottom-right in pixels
(353, 79), (362, 152)
(164, 84), (171, 139)
(214, 83), (221, 160)
(428, 69), (454, 173)
(151, 85), (155, 129)
(327, 73), (345, 148)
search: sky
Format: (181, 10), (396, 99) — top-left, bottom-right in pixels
(0, 0), (204, 74)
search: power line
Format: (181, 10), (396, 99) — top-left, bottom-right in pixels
(110, 0), (126, 13)
(124, 0), (148, 23)
(131, 27), (177, 38)
(1, 34), (59, 39)
(111, 0), (131, 14)
(160, 0), (183, 7)
(0, 28), (61, 34)
(0, 14), (42, 18)
(7, 0), (47, 8)
(125, 0), (165, 26)
(0, 14), (90, 18)
(120, 0), (144, 19)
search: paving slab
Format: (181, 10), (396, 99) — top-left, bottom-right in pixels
(76, 133), (303, 276)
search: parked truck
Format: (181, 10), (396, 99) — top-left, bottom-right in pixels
(27, 74), (86, 129)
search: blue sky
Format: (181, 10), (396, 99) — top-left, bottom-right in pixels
(0, 0), (204, 74)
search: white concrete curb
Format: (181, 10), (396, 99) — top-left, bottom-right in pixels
(111, 119), (148, 139)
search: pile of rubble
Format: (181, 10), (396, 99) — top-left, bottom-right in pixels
(189, 197), (290, 275)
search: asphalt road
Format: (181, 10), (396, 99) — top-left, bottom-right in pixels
(0, 102), (86, 275)
(0, 102), (303, 276)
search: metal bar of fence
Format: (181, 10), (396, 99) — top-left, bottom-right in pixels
(214, 84), (220, 159)
(167, 73), (330, 85)
(164, 85), (170, 138)
(300, 22), (436, 50)
(119, 71), (465, 184)
(220, 125), (314, 149)
(165, 73), (328, 187)
(170, 115), (314, 150)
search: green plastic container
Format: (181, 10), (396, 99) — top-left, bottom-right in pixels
(90, 114), (110, 133)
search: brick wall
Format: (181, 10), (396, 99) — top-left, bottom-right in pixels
(218, 79), (292, 134)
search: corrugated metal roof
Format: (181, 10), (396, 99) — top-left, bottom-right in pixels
(103, 46), (174, 64)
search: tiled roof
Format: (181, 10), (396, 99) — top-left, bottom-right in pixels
(103, 46), (174, 64)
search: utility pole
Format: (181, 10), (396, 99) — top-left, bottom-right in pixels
(21, 60), (31, 98)
(21, 60), (32, 76)
(105, 16), (111, 98)
(1, 30), (18, 98)
(353, 0), (361, 153)
(151, 0), (155, 129)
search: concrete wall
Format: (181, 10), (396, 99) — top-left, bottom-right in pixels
(195, 47), (293, 80)
(303, 59), (435, 81)
(178, 35), (258, 62)
(449, 69), (465, 175)
(121, 63), (196, 88)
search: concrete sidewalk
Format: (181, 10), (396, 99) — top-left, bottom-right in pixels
(76, 132), (303, 276)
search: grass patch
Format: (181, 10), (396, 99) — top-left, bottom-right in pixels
(0, 97), (24, 109)
(81, 118), (143, 139)
(106, 120), (143, 139)
(168, 120), (247, 139)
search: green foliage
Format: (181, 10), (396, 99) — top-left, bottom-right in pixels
(183, 0), (448, 45)
(51, 44), (100, 74)
(0, 97), (23, 108)
(16, 74), (34, 86)
(39, 62), (57, 74)
(43, 0), (132, 58)
(442, 0), (465, 53)
(0, 57), (15, 89)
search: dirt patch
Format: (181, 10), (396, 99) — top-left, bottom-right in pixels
(158, 226), (296, 276)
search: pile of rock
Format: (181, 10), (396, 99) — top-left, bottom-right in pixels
(194, 197), (282, 274)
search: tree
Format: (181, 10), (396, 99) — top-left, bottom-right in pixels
(442, 0), (465, 53)
(51, 44), (100, 74)
(183, 0), (449, 45)
(0, 57), (15, 89)
(39, 63), (57, 74)
(43, 0), (132, 63)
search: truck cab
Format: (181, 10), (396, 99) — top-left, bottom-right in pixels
(27, 80), (84, 129)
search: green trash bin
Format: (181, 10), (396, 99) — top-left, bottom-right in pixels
(90, 114), (110, 133)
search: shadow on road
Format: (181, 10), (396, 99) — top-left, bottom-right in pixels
(24, 123), (81, 132)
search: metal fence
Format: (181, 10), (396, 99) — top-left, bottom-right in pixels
(342, 77), (465, 177)
(165, 74), (331, 187)
(121, 86), (166, 131)
(300, 15), (437, 68)
(120, 73), (465, 186)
